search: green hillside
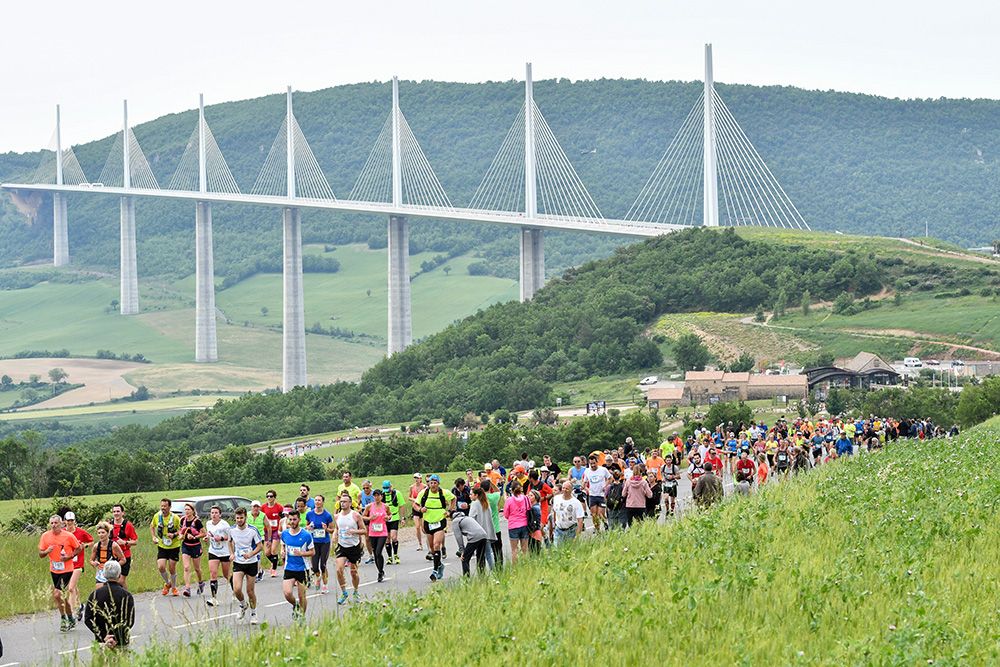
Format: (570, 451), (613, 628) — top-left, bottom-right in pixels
(126, 417), (1000, 666)
(1, 79), (999, 284)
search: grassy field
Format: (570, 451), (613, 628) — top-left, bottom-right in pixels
(0, 394), (231, 422)
(124, 416), (1000, 665)
(551, 373), (651, 407)
(215, 244), (518, 340)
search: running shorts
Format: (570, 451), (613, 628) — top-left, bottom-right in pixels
(587, 495), (606, 508)
(283, 569), (307, 584)
(157, 547), (180, 561)
(335, 543), (363, 564)
(386, 520), (400, 532)
(51, 571), (73, 590)
(411, 510), (423, 519)
(423, 518), (447, 535)
(233, 561), (259, 577)
(663, 484), (678, 498)
(181, 543), (202, 559)
(121, 557), (132, 577)
(208, 553), (230, 562)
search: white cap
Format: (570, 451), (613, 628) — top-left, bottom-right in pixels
(251, 500), (262, 507)
(484, 463), (493, 470)
(64, 511), (76, 521)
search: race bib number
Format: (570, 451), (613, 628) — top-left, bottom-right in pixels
(426, 521), (441, 531)
(288, 547), (300, 557)
(312, 529), (326, 539)
(371, 522), (384, 533)
(161, 536), (173, 547)
(52, 560), (65, 571)
(269, 519), (279, 528)
(665, 480), (677, 487)
(339, 529), (351, 541)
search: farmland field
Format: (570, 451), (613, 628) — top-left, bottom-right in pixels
(127, 416), (1000, 665)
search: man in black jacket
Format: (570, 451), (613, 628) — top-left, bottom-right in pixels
(84, 560), (134, 649)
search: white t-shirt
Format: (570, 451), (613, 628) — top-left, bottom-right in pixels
(697, 443), (710, 460)
(206, 519), (232, 557)
(552, 495), (585, 530)
(230, 524), (262, 564)
(584, 466), (612, 498)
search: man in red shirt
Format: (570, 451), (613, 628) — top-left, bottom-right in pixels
(735, 450), (756, 486)
(64, 512), (94, 622)
(704, 448), (725, 482)
(110, 503), (139, 589)
(260, 490), (285, 577)
(38, 515), (84, 632)
(524, 470), (554, 543)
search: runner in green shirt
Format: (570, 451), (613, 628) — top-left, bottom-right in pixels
(382, 480), (402, 564)
(149, 499), (181, 596)
(247, 501), (269, 582)
(337, 471), (363, 510)
(411, 475), (454, 581)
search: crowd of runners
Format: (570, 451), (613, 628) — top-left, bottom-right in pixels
(35, 413), (946, 646)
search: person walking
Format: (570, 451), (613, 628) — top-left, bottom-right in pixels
(624, 465), (652, 527)
(552, 481), (585, 544)
(502, 480), (531, 564)
(469, 487), (496, 571)
(693, 461), (724, 509)
(481, 479), (504, 568)
(83, 560), (134, 649)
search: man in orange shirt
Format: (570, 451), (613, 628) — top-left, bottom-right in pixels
(38, 514), (84, 632)
(645, 448), (667, 481)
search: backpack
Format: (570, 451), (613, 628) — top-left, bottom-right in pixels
(525, 496), (541, 532)
(420, 488), (447, 512)
(606, 481), (624, 510)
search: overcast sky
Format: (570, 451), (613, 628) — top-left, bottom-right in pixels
(3, 0), (997, 153)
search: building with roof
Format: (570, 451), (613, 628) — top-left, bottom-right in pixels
(682, 370), (807, 403)
(805, 352), (900, 390)
(645, 386), (685, 409)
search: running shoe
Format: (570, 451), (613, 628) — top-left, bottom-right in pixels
(59, 617), (68, 633)
(393, 555), (400, 564)
(182, 586), (191, 598)
(321, 584), (329, 595)
(364, 556), (375, 564)
(425, 552), (433, 561)
(441, 547), (447, 559)
(171, 587), (180, 597)
(206, 596), (217, 607)
(66, 617), (76, 631)
(270, 568), (277, 578)
(76, 604), (84, 621)
(198, 581), (205, 595)
(255, 571), (263, 583)
(237, 603), (247, 620)
(352, 591), (360, 604)
(429, 570), (438, 582)
(314, 577), (321, 591)
(377, 572), (384, 583)
(250, 611), (259, 625)
(161, 583), (171, 596)
(337, 591), (349, 605)
(416, 545), (422, 551)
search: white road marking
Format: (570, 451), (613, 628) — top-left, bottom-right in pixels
(408, 563), (449, 574)
(172, 613), (239, 629)
(56, 634), (143, 656)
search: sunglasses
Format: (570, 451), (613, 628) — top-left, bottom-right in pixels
(266, 494), (276, 498)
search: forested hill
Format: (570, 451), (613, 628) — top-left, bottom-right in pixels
(1, 78), (999, 280)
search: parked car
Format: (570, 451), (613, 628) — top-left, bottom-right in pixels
(639, 375), (659, 385)
(903, 357), (922, 368)
(951, 359), (965, 367)
(170, 496), (253, 519)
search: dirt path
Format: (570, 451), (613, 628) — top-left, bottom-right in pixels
(894, 238), (1000, 267)
(0, 358), (143, 409)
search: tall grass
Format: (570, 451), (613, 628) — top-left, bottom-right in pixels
(114, 417), (1000, 666)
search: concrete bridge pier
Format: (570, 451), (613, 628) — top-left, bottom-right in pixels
(387, 215), (412, 355)
(53, 193), (69, 266)
(119, 196), (139, 315)
(195, 201), (218, 362)
(519, 227), (544, 302)
(282, 207), (307, 391)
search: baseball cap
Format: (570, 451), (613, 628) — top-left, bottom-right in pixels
(540, 466), (549, 472)
(484, 463), (493, 470)
(413, 472), (422, 478)
(64, 511), (76, 521)
(251, 500), (262, 507)
(429, 474), (440, 482)
(382, 480), (391, 490)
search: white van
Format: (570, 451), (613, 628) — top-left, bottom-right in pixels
(903, 357), (922, 368)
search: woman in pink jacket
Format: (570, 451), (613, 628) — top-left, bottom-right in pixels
(624, 465), (652, 527)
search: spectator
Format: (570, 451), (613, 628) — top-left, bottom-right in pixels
(83, 560), (134, 649)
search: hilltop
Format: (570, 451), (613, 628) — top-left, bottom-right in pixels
(1, 79), (999, 284)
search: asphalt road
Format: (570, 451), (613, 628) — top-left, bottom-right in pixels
(0, 475), (723, 666)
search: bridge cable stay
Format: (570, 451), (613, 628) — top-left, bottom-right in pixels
(469, 99), (602, 220)
(32, 127), (89, 185)
(348, 109), (452, 208)
(250, 113), (336, 199)
(167, 118), (241, 193)
(98, 129), (160, 189)
(626, 88), (808, 230)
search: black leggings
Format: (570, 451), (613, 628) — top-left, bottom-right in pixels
(492, 531), (504, 566)
(626, 507), (646, 527)
(461, 540), (487, 576)
(370, 536), (387, 574)
(311, 541), (331, 572)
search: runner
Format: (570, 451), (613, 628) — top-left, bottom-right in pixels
(298, 485), (316, 511)
(662, 453), (680, 515)
(204, 506), (232, 607)
(552, 481), (585, 544)
(337, 471), (363, 510)
(359, 480), (376, 563)
(409, 473), (427, 552)
(305, 495), (333, 593)
(38, 514), (83, 632)
(261, 490), (284, 577)
(756, 453), (770, 485)
(229, 507), (263, 624)
(735, 449), (756, 490)
(412, 474), (455, 580)
(583, 454), (612, 532)
(279, 510), (314, 620)
(246, 500), (270, 582)
(109, 504), (138, 590)
(178, 502), (206, 597)
(63, 511), (93, 622)
(363, 489), (390, 582)
(382, 480), (402, 565)
(774, 441), (792, 478)
(149, 499), (181, 596)
(89, 521), (125, 590)
(334, 493), (367, 602)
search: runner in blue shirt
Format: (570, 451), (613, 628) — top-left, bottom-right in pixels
(280, 511), (314, 620)
(305, 496), (334, 594)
